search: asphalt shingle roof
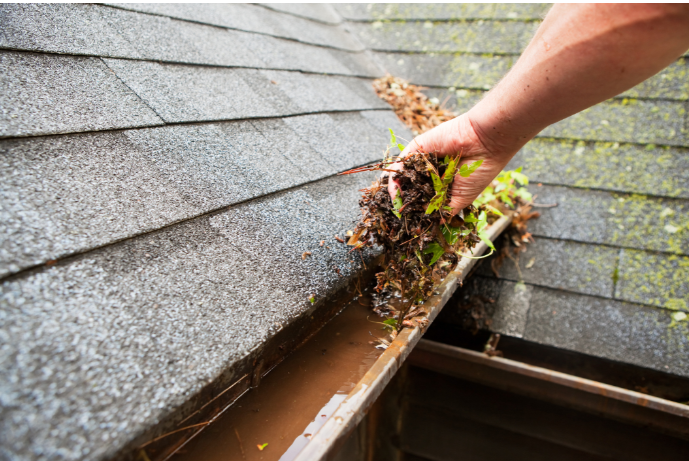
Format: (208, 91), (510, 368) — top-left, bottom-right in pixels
(1, 3), (687, 460)
(0, 4), (411, 459)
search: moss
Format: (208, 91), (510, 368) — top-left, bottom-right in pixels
(363, 3), (547, 21)
(617, 250), (689, 311)
(514, 138), (689, 199)
(357, 19), (537, 54)
(541, 99), (688, 146)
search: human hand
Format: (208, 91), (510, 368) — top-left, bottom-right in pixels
(387, 113), (515, 215)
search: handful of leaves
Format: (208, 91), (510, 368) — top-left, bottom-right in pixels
(341, 130), (502, 326)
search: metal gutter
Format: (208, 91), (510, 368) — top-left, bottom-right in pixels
(293, 213), (514, 461)
(409, 338), (689, 441)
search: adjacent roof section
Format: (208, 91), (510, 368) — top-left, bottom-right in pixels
(0, 4), (405, 460)
(342, 3), (689, 377)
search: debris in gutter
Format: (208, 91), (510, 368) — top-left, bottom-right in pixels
(373, 75), (455, 136)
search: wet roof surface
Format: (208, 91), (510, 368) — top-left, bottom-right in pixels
(1, 3), (687, 460)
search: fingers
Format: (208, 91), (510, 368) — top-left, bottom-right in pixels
(386, 161), (404, 200)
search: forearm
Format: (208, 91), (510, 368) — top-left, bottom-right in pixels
(468, 3), (689, 158)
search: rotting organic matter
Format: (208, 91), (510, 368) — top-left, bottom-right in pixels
(373, 75), (456, 136)
(341, 131), (511, 331)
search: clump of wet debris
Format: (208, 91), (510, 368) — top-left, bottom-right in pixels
(341, 132), (502, 333)
(372, 75), (455, 136)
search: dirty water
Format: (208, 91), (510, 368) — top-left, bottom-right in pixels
(171, 291), (386, 461)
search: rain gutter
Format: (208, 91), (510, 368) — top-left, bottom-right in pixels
(293, 213), (514, 461)
(409, 338), (689, 441)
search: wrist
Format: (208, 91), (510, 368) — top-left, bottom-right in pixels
(465, 93), (538, 163)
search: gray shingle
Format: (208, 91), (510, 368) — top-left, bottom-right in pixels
(478, 238), (618, 298)
(259, 3), (342, 24)
(249, 118), (338, 181)
(2, 114), (396, 278)
(444, 277), (689, 377)
(282, 111), (411, 173)
(509, 139), (689, 199)
(616, 250), (689, 311)
(0, 3), (139, 58)
(0, 52), (163, 138)
(373, 51), (513, 89)
(522, 283), (689, 378)
(542, 99), (688, 147)
(0, 171), (379, 461)
(103, 60), (385, 123)
(328, 48), (386, 77)
(103, 60), (279, 123)
(347, 20), (539, 54)
(528, 185), (689, 256)
(0, 3), (375, 77)
(335, 3), (549, 21)
(107, 3), (363, 51)
(440, 276), (689, 376)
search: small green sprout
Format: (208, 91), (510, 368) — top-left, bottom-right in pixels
(392, 190), (403, 218)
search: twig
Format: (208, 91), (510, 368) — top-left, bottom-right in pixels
(234, 428), (246, 460)
(138, 422), (211, 449)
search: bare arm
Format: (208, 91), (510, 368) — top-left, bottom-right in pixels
(390, 3), (689, 212)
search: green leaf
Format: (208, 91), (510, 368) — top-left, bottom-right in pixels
(516, 187), (532, 200)
(511, 171), (529, 186)
(464, 212), (478, 223)
(478, 231), (496, 251)
(309, 296), (315, 304)
(382, 318), (398, 330)
(443, 155), (451, 164)
(397, 143), (405, 152)
(442, 158), (458, 186)
(485, 204), (504, 216)
(425, 192), (445, 214)
(443, 205), (453, 211)
(515, 166), (523, 173)
(430, 172), (443, 193)
(441, 225), (460, 245)
(258, 443), (269, 451)
(476, 211), (488, 232)
(392, 190), (403, 218)
(389, 128), (396, 146)
(423, 242), (445, 265)
(459, 159), (483, 177)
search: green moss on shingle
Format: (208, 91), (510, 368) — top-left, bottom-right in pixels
(513, 138), (689, 198)
(541, 99), (688, 146)
(617, 250), (689, 311)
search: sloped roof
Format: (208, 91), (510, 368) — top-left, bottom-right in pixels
(336, 3), (689, 376)
(1, 3), (688, 460)
(0, 4), (412, 459)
